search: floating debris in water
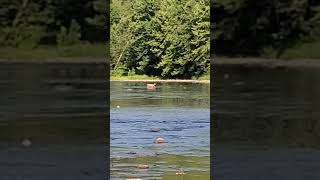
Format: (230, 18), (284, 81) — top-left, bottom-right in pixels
(154, 137), (166, 144)
(53, 85), (74, 92)
(21, 138), (32, 147)
(117, 105), (120, 108)
(233, 81), (245, 86)
(224, 73), (229, 79)
(150, 128), (160, 132)
(127, 151), (137, 155)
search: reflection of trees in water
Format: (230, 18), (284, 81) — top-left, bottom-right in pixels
(212, 66), (320, 148)
(214, 114), (320, 148)
(0, 64), (107, 146)
(0, 116), (104, 146)
(110, 82), (209, 108)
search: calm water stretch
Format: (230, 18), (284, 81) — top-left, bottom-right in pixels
(0, 63), (106, 180)
(1, 62), (320, 179)
(213, 64), (320, 180)
(110, 82), (210, 179)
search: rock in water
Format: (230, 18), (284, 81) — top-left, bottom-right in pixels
(176, 168), (186, 175)
(150, 128), (160, 132)
(154, 137), (165, 144)
(21, 138), (32, 147)
(127, 151), (137, 155)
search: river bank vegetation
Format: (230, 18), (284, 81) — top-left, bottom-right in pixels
(0, 0), (107, 58)
(110, 0), (210, 79)
(1, 0), (320, 78)
(212, 0), (320, 59)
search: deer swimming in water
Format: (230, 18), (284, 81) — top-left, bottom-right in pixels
(147, 82), (157, 90)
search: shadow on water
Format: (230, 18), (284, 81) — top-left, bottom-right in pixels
(212, 64), (320, 180)
(111, 82), (210, 179)
(0, 63), (107, 180)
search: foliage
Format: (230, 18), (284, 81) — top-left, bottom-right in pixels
(212, 0), (320, 57)
(110, 0), (210, 79)
(280, 40), (320, 59)
(0, 0), (106, 47)
(57, 19), (81, 46)
(85, 0), (109, 41)
(1, 0), (320, 73)
(0, 0), (55, 48)
(0, 43), (106, 59)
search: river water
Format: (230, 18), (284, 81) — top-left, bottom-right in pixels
(110, 82), (210, 179)
(0, 63), (107, 180)
(1, 62), (320, 179)
(213, 64), (320, 180)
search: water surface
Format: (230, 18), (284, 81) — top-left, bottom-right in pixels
(213, 64), (320, 179)
(111, 82), (210, 179)
(0, 63), (107, 180)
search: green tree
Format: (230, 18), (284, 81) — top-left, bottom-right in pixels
(212, 0), (320, 56)
(0, 0), (55, 48)
(110, 0), (210, 78)
(110, 0), (136, 71)
(85, 0), (109, 41)
(57, 19), (81, 46)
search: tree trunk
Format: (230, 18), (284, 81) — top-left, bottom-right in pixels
(113, 41), (129, 71)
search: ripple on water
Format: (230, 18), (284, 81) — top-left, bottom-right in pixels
(111, 82), (209, 179)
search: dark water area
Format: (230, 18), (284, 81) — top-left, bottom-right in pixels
(0, 63), (107, 180)
(212, 64), (320, 179)
(111, 82), (210, 180)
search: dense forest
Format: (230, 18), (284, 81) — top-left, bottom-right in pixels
(212, 0), (320, 57)
(1, 0), (320, 77)
(0, 0), (107, 47)
(110, 0), (210, 79)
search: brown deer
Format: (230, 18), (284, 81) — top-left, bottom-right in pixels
(147, 82), (157, 90)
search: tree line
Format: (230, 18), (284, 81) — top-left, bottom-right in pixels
(0, 0), (107, 48)
(212, 0), (320, 57)
(110, 0), (210, 79)
(1, 0), (320, 78)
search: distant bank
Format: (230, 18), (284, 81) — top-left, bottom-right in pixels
(2, 56), (320, 70)
(111, 79), (210, 83)
(213, 57), (320, 69)
(1, 56), (319, 67)
(0, 57), (108, 64)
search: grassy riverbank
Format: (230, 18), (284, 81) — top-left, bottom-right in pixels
(2, 42), (320, 69)
(213, 57), (320, 69)
(110, 74), (210, 82)
(280, 41), (320, 59)
(0, 43), (106, 60)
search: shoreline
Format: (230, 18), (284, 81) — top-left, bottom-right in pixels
(0, 57), (108, 64)
(1, 57), (319, 67)
(110, 79), (210, 83)
(213, 57), (320, 68)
